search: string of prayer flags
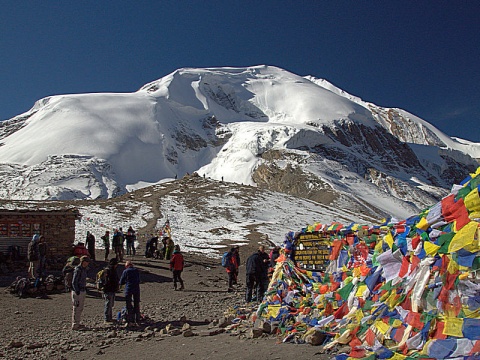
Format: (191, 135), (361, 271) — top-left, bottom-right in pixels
(247, 167), (480, 359)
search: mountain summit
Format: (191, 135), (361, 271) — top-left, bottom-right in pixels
(0, 65), (478, 219)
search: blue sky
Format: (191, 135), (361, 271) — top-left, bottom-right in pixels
(1, 2), (479, 141)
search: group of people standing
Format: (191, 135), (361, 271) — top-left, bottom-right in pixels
(225, 244), (281, 303)
(99, 226), (137, 262)
(71, 256), (142, 330)
(69, 233), (186, 330)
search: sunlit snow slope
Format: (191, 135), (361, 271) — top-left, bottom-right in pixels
(0, 65), (478, 220)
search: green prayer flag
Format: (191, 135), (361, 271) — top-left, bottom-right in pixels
(337, 281), (355, 300)
(437, 232), (455, 254)
(455, 185), (471, 201)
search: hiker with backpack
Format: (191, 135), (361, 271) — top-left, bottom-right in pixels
(101, 230), (110, 262)
(233, 245), (240, 285)
(71, 255), (90, 330)
(145, 235), (158, 258)
(170, 245), (185, 291)
(119, 261), (141, 326)
(125, 226), (136, 256)
(99, 258), (120, 324)
(112, 229), (124, 262)
(62, 256), (80, 292)
(27, 234), (40, 279)
(164, 237), (175, 260)
(223, 247), (239, 292)
(85, 231), (96, 261)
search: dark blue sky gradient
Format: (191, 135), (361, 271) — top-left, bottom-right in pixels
(1, 2), (479, 141)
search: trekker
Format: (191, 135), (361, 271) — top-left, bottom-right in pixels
(233, 245), (241, 285)
(245, 249), (263, 302)
(112, 229), (123, 262)
(170, 245), (185, 291)
(71, 255), (90, 330)
(225, 247), (239, 292)
(125, 226), (136, 256)
(27, 234), (40, 279)
(118, 227), (125, 261)
(164, 237), (175, 260)
(62, 256), (80, 292)
(119, 261), (141, 326)
(101, 231), (110, 261)
(258, 245), (270, 299)
(85, 231), (96, 261)
(73, 242), (89, 257)
(38, 235), (48, 279)
(145, 235), (158, 258)
(269, 246), (281, 271)
(102, 258), (120, 323)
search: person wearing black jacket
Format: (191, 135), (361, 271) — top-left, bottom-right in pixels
(257, 246), (270, 299)
(103, 258), (120, 323)
(85, 231), (96, 261)
(245, 248), (264, 303)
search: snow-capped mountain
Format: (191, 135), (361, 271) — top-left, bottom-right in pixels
(0, 65), (478, 220)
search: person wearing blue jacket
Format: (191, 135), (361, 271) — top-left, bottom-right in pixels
(119, 261), (141, 326)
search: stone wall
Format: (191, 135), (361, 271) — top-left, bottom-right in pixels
(0, 208), (80, 259)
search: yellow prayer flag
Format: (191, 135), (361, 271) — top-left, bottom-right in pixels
(392, 319), (403, 328)
(416, 217), (429, 231)
(355, 309), (364, 322)
(448, 221), (478, 253)
(374, 320), (390, 335)
(384, 232), (394, 249)
(266, 305), (281, 319)
(374, 240), (383, 253)
(389, 353), (408, 360)
(469, 211), (480, 220)
(423, 241), (440, 256)
(386, 292), (399, 309)
(463, 306), (480, 319)
(355, 284), (367, 297)
(465, 188), (480, 213)
(447, 255), (459, 274)
(443, 317), (464, 337)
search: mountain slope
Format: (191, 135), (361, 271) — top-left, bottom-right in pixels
(0, 65), (478, 220)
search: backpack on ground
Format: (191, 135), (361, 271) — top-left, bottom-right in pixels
(221, 252), (231, 267)
(96, 268), (108, 290)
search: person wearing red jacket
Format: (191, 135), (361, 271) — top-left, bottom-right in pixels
(169, 245), (185, 291)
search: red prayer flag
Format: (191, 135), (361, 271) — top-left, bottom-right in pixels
(432, 321), (447, 340)
(393, 325), (406, 343)
(399, 256), (410, 278)
(405, 311), (424, 330)
(365, 328), (376, 346)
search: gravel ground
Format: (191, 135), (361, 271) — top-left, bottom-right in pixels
(0, 249), (330, 360)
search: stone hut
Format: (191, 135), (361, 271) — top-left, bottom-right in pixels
(0, 207), (81, 260)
